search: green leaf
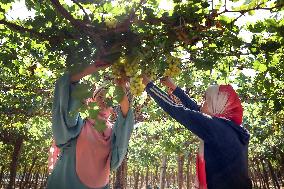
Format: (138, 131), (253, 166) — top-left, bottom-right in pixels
(0, 13), (4, 20)
(113, 86), (125, 103)
(253, 60), (267, 72)
(88, 108), (100, 118)
(94, 119), (107, 133)
(105, 98), (113, 107)
(71, 83), (93, 101)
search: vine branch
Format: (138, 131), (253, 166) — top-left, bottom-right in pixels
(71, 0), (91, 22)
(218, 3), (284, 15)
(50, 0), (106, 54)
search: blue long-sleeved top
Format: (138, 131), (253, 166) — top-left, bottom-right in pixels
(47, 74), (134, 189)
(146, 82), (251, 189)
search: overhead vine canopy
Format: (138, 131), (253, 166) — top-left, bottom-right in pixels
(0, 0), (283, 118)
(1, 0), (283, 117)
(0, 0), (282, 68)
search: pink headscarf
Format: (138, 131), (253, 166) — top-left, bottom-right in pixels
(196, 84), (243, 189)
(205, 85), (243, 125)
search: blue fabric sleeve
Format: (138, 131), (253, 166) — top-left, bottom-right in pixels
(110, 108), (134, 170)
(146, 82), (215, 141)
(172, 87), (200, 111)
(52, 74), (84, 146)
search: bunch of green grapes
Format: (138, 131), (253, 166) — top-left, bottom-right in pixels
(163, 55), (181, 77)
(105, 17), (118, 29)
(144, 66), (157, 80)
(130, 76), (145, 96)
(111, 58), (125, 78)
(124, 57), (140, 77)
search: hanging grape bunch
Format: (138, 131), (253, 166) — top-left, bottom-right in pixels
(111, 55), (145, 97)
(144, 65), (158, 81)
(105, 17), (118, 29)
(111, 57), (126, 78)
(125, 56), (145, 96)
(163, 55), (181, 78)
(124, 56), (140, 77)
(129, 76), (145, 96)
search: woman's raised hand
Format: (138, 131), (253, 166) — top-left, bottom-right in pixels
(114, 76), (130, 117)
(93, 60), (112, 71)
(142, 75), (151, 86)
(114, 77), (129, 90)
(160, 77), (177, 90)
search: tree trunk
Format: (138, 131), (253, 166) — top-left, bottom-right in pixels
(114, 156), (127, 189)
(28, 170), (37, 189)
(186, 154), (193, 189)
(260, 159), (270, 189)
(34, 168), (40, 189)
(145, 166), (149, 188)
(249, 167), (257, 188)
(0, 165), (5, 188)
(140, 173), (144, 189)
(254, 161), (263, 188)
(7, 136), (24, 189)
(177, 154), (184, 189)
(256, 159), (267, 189)
(155, 165), (159, 186)
(19, 162), (28, 189)
(166, 173), (170, 188)
(134, 170), (140, 189)
(266, 159), (280, 189)
(23, 156), (38, 188)
(150, 171), (153, 186)
(160, 155), (167, 189)
(40, 168), (48, 189)
(279, 151), (284, 186)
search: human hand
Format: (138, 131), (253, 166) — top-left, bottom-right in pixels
(142, 75), (151, 86)
(114, 76), (129, 89)
(93, 60), (112, 72)
(160, 77), (177, 90)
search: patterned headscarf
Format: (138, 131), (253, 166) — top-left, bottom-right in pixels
(205, 84), (243, 125)
(196, 84), (243, 189)
(93, 87), (106, 100)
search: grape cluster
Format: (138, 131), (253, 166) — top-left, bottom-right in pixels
(111, 58), (125, 78)
(125, 58), (139, 77)
(105, 17), (118, 29)
(144, 66), (157, 80)
(111, 56), (145, 97)
(130, 76), (145, 96)
(163, 55), (181, 77)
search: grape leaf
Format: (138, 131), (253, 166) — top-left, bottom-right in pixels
(113, 86), (125, 103)
(71, 83), (93, 101)
(94, 119), (107, 133)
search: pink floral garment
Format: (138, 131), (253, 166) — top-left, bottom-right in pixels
(76, 118), (112, 188)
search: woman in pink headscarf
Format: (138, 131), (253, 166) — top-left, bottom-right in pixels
(47, 61), (134, 189)
(142, 76), (251, 189)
